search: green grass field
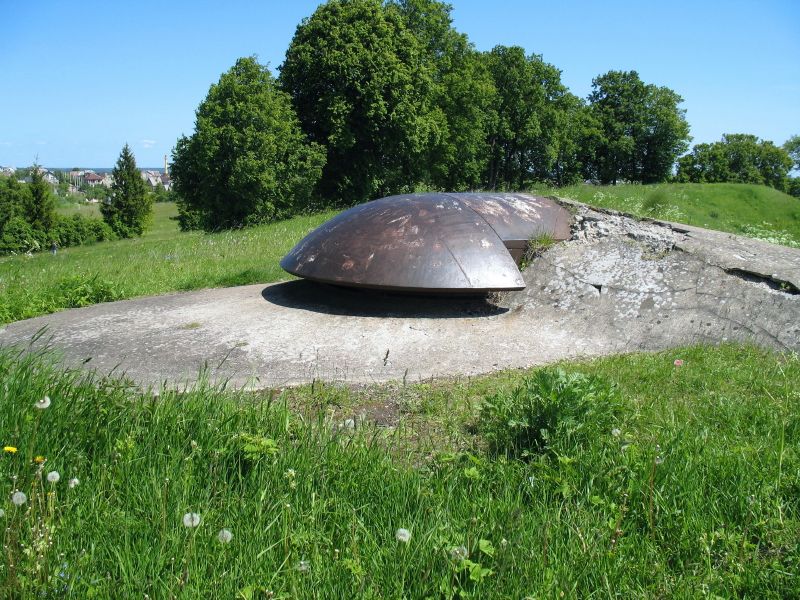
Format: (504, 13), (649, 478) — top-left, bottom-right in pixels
(1, 343), (797, 597)
(532, 182), (800, 247)
(0, 203), (336, 324)
(1, 183), (798, 325)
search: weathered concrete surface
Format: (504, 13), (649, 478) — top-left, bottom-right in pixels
(1, 203), (798, 390)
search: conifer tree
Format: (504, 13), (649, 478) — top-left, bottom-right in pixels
(27, 163), (55, 233)
(102, 144), (151, 237)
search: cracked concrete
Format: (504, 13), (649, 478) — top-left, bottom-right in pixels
(1, 202), (798, 390)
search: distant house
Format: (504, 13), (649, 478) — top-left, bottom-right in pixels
(84, 172), (104, 187)
(140, 169), (171, 191)
(0, 166), (15, 177)
(21, 167), (59, 189)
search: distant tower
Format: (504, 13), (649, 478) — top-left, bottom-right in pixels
(164, 154), (169, 175)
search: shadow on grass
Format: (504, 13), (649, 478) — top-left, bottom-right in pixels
(261, 279), (508, 318)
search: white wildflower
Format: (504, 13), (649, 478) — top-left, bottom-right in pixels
(47, 471), (60, 483)
(395, 528), (411, 543)
(217, 528), (233, 543)
(12, 491), (27, 506)
(182, 512), (201, 528)
(611, 428), (621, 437)
(35, 395), (51, 409)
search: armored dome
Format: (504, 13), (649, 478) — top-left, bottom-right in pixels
(280, 193), (572, 293)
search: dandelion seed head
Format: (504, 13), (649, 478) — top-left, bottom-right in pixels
(611, 428), (621, 437)
(47, 471), (60, 483)
(450, 545), (469, 561)
(217, 528), (233, 543)
(296, 560), (310, 573)
(68, 478), (79, 488)
(0, 508), (5, 518)
(182, 512), (201, 528)
(12, 491), (27, 506)
(35, 395), (51, 409)
(395, 528), (411, 543)
(655, 455), (664, 465)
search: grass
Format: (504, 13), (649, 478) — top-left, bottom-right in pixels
(0, 203), (336, 324)
(0, 343), (797, 597)
(531, 182), (800, 247)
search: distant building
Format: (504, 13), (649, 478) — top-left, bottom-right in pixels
(0, 166), (15, 177)
(21, 167), (59, 189)
(140, 169), (171, 191)
(84, 172), (104, 187)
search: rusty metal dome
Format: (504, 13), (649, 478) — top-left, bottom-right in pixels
(280, 193), (572, 293)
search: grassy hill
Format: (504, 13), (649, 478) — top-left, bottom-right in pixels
(0, 203), (335, 324)
(533, 182), (800, 247)
(1, 183), (798, 325)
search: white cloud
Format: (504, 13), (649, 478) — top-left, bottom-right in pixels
(140, 139), (157, 149)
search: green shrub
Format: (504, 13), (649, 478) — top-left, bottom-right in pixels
(479, 368), (621, 459)
(56, 273), (123, 308)
(0, 216), (46, 254)
(52, 214), (116, 248)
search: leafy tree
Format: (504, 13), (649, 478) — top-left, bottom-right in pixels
(393, 0), (495, 190)
(102, 144), (151, 237)
(26, 164), (55, 233)
(783, 134), (800, 172)
(787, 177), (800, 199)
(171, 57), (325, 230)
(676, 134), (792, 190)
(0, 176), (30, 233)
(551, 93), (601, 186)
(280, 0), (437, 205)
(588, 70), (690, 184)
(481, 46), (585, 189)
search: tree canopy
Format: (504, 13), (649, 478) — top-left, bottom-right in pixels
(588, 70), (690, 184)
(171, 57), (325, 230)
(677, 134), (793, 191)
(164, 0), (797, 231)
(783, 134), (800, 172)
(280, 0), (437, 205)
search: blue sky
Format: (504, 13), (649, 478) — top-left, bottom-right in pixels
(1, 0), (798, 168)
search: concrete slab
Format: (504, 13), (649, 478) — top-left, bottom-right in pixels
(1, 202), (798, 390)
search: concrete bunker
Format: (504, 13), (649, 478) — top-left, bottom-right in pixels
(280, 193), (573, 293)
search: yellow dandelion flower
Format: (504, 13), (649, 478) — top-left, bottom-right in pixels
(34, 456), (46, 464)
(3, 446), (17, 454)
